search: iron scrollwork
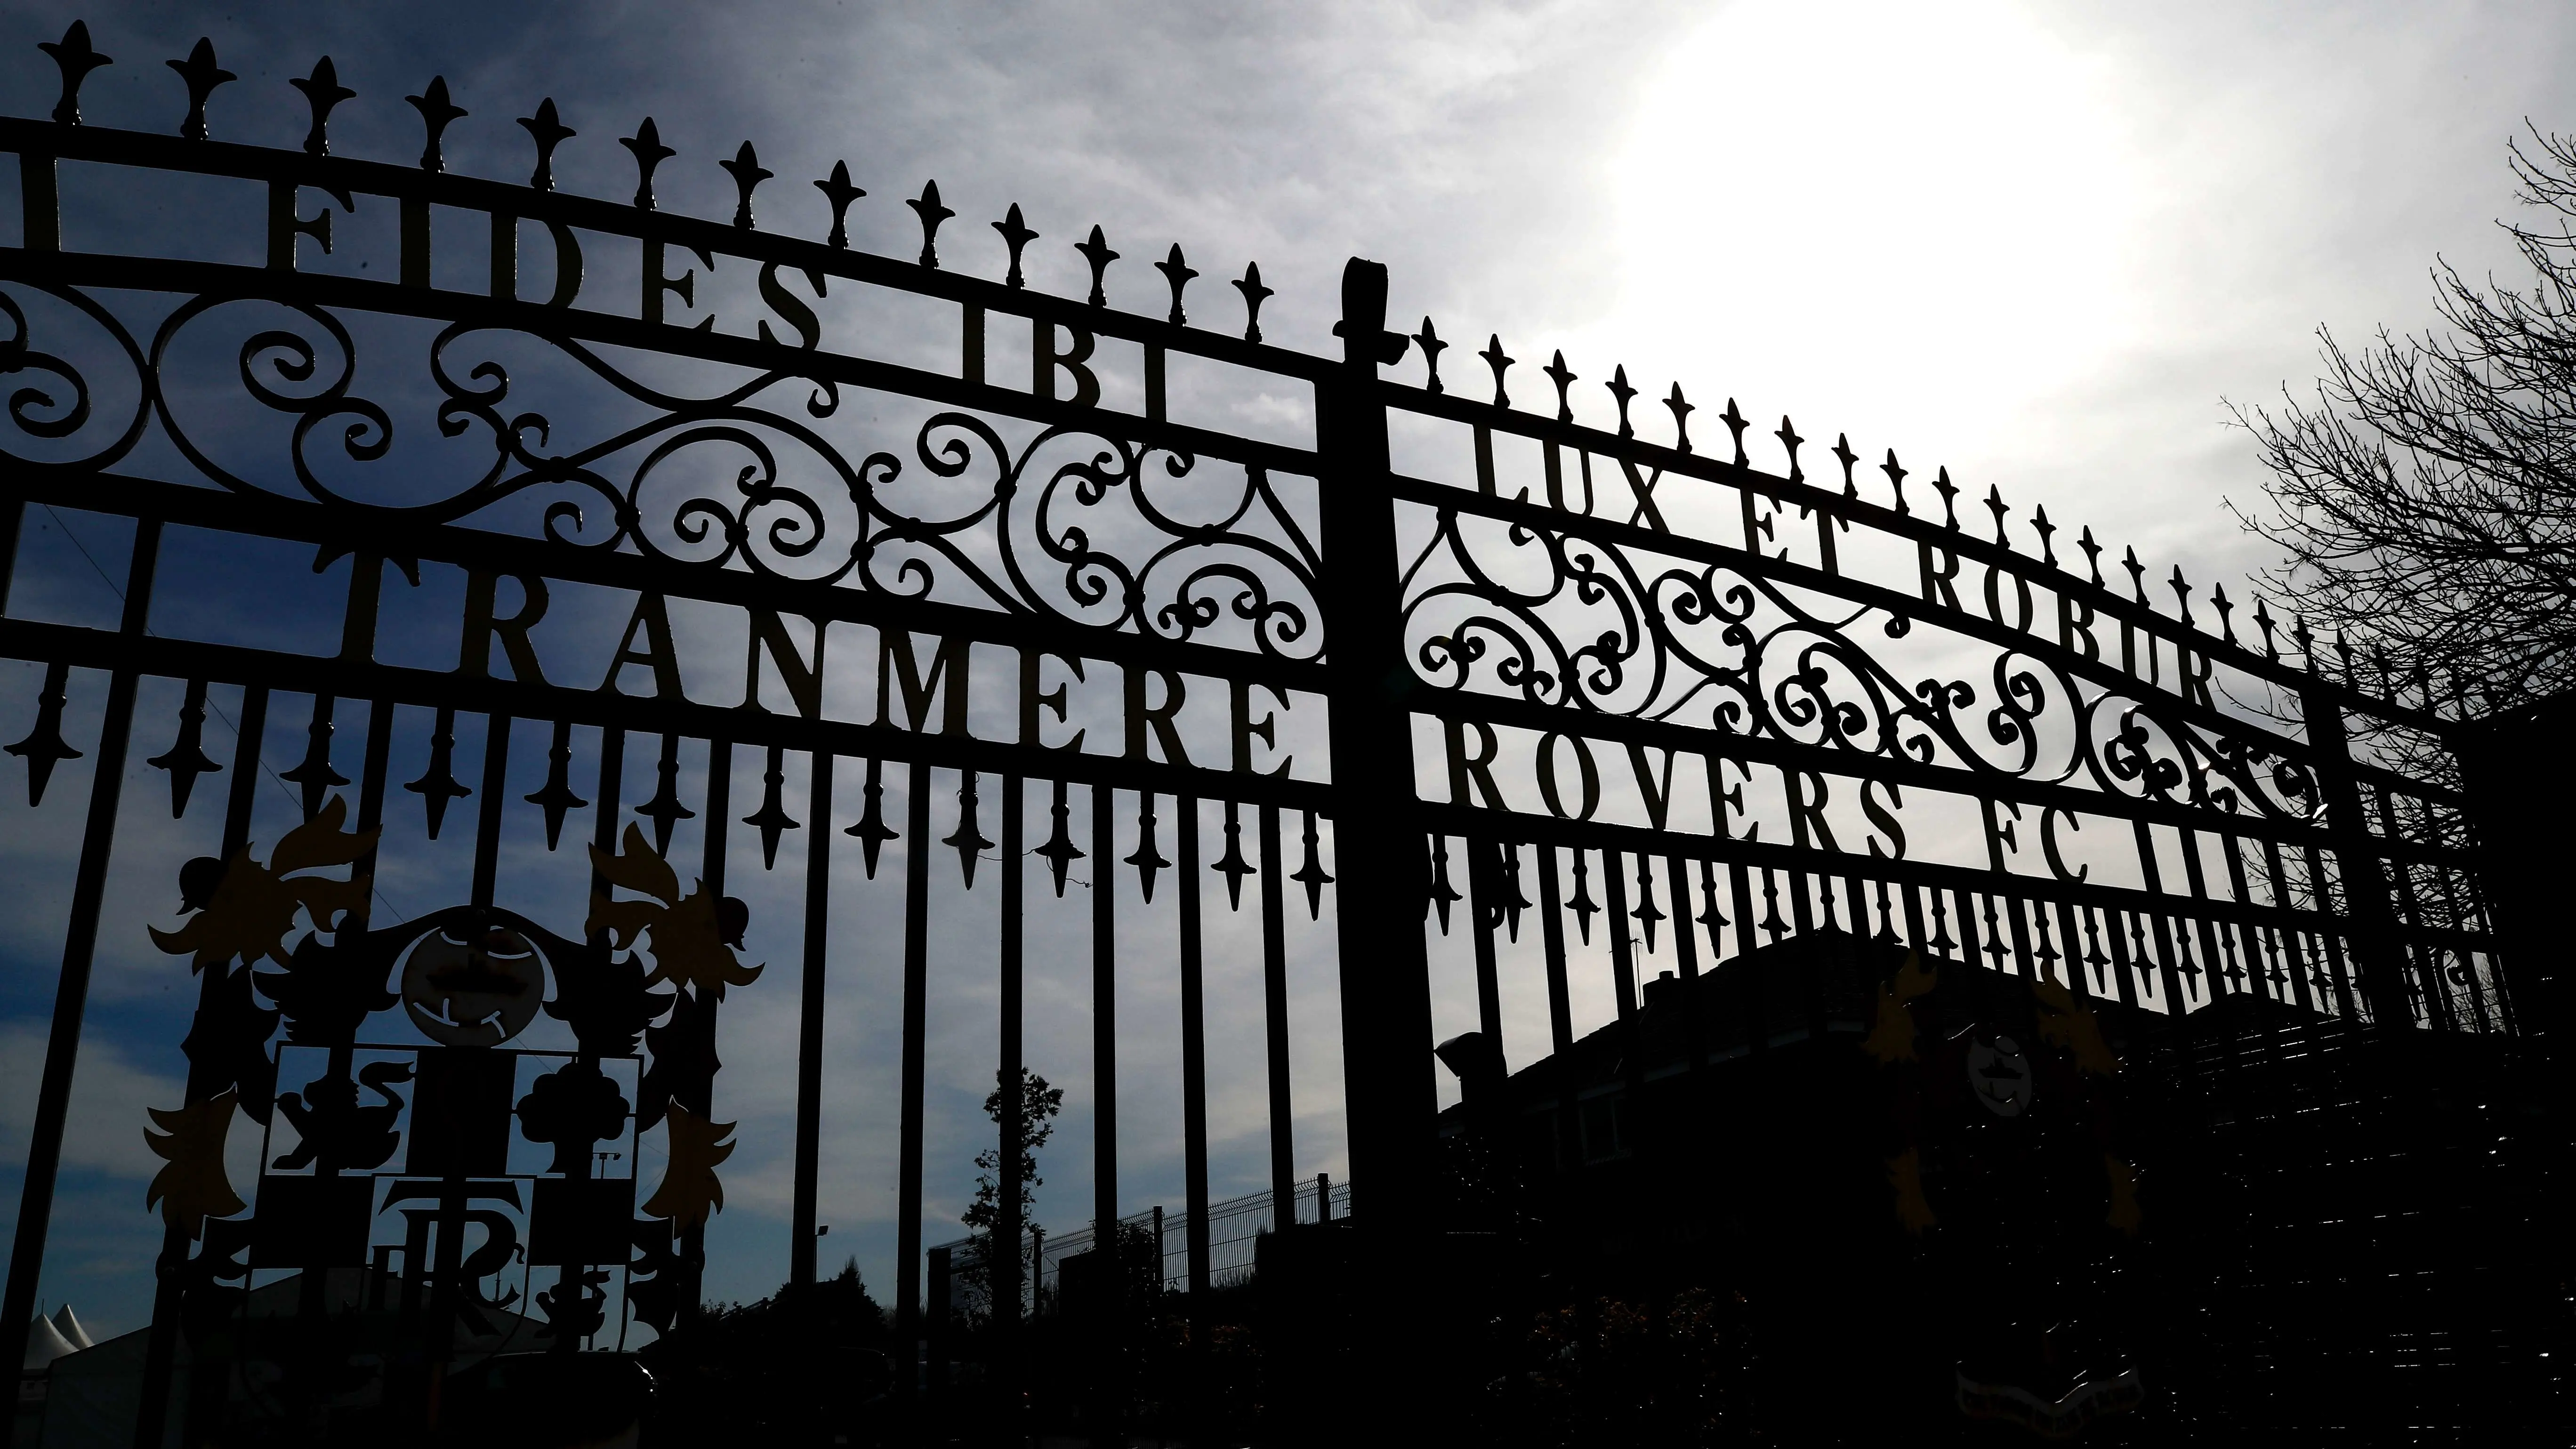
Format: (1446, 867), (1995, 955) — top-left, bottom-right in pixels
(1402, 502), (2320, 825)
(0, 280), (1323, 659)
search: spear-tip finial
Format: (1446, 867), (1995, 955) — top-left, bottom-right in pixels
(1932, 467), (1960, 529)
(2252, 596), (2278, 660)
(620, 117), (675, 210)
(991, 202), (1036, 285)
(1719, 397), (1749, 466)
(405, 76), (467, 174)
(1413, 318), (1447, 393)
(1831, 433), (1859, 501)
(1075, 225), (1119, 306)
(1233, 262), (1272, 342)
(1880, 449), (1909, 514)
(41, 21), (109, 128)
(908, 180), (954, 267)
(1775, 416), (1804, 483)
(1155, 243), (1197, 325)
(290, 56), (355, 158)
(1480, 334), (1513, 409)
(2167, 565), (2194, 624)
(719, 140), (773, 228)
(518, 98), (574, 192)
(2077, 526), (2103, 585)
(2031, 505), (2058, 566)
(1607, 365), (1636, 438)
(167, 38), (233, 141)
(2211, 581), (2235, 644)
(1664, 384), (1693, 453)
(1983, 484), (2010, 543)
(816, 161), (865, 249)
(2121, 546), (2146, 600)
(1543, 350), (1576, 423)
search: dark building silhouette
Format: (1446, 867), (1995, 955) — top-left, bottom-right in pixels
(1435, 930), (2568, 1440)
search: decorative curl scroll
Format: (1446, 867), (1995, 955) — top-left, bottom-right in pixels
(1401, 503), (2322, 825)
(0, 283), (1322, 660)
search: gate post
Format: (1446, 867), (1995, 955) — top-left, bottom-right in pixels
(2454, 693), (2573, 1083)
(1315, 261), (1435, 1238)
(2301, 688), (2415, 1027)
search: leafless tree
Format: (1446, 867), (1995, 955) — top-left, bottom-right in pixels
(2234, 128), (2576, 764)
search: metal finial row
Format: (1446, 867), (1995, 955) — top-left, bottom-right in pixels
(50, 24), (1272, 340)
(1401, 321), (2316, 666)
(1417, 332), (1700, 452)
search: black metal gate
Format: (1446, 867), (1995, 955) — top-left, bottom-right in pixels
(0, 20), (2534, 1445)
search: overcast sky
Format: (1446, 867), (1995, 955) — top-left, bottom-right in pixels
(5, 0), (2573, 1342)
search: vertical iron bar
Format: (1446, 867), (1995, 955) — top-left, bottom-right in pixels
(1787, 870), (1822, 1037)
(1178, 798), (1211, 1308)
(684, 739), (731, 1329)
(469, 713), (512, 909)
(2004, 896), (2037, 981)
(2131, 821), (2192, 1015)
(1538, 846), (1574, 1061)
(1468, 836), (1504, 1047)
(1603, 853), (1645, 1107)
(1731, 863), (1763, 1052)
(1088, 781), (1119, 1449)
(296, 695), (395, 1404)
(997, 775), (1024, 1375)
(2052, 900), (2087, 998)
(221, 687), (269, 861)
(791, 751), (833, 1287)
(353, 699), (394, 896)
(1258, 804), (1295, 1232)
(1537, 845), (1576, 1175)
(590, 726), (628, 1336)
(135, 677), (266, 1449)
(1604, 850), (1637, 1017)
(0, 497), (22, 614)
(2260, 837), (2318, 1014)
(1091, 781), (1119, 1242)
(1953, 888), (1983, 993)
(2370, 784), (2454, 1030)
(2105, 910), (2141, 1011)
(2174, 829), (2233, 1003)
(2221, 833), (2286, 1030)
(0, 517), (158, 1441)
(896, 760), (931, 1403)
(1666, 855), (1706, 1069)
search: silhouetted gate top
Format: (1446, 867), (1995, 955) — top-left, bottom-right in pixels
(0, 21), (2509, 1443)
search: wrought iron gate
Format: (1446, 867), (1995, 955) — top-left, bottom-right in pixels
(0, 19), (2522, 1444)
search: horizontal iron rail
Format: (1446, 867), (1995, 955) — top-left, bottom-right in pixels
(0, 614), (1332, 812)
(3, 468), (1332, 693)
(1410, 797), (2495, 958)
(1428, 686), (2470, 870)
(0, 119), (1340, 383)
(0, 249), (1323, 482)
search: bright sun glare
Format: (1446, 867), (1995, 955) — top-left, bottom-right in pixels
(1608, 0), (2143, 462)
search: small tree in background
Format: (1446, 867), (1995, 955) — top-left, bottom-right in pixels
(964, 1067), (1064, 1235)
(954, 1067), (1064, 1326)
